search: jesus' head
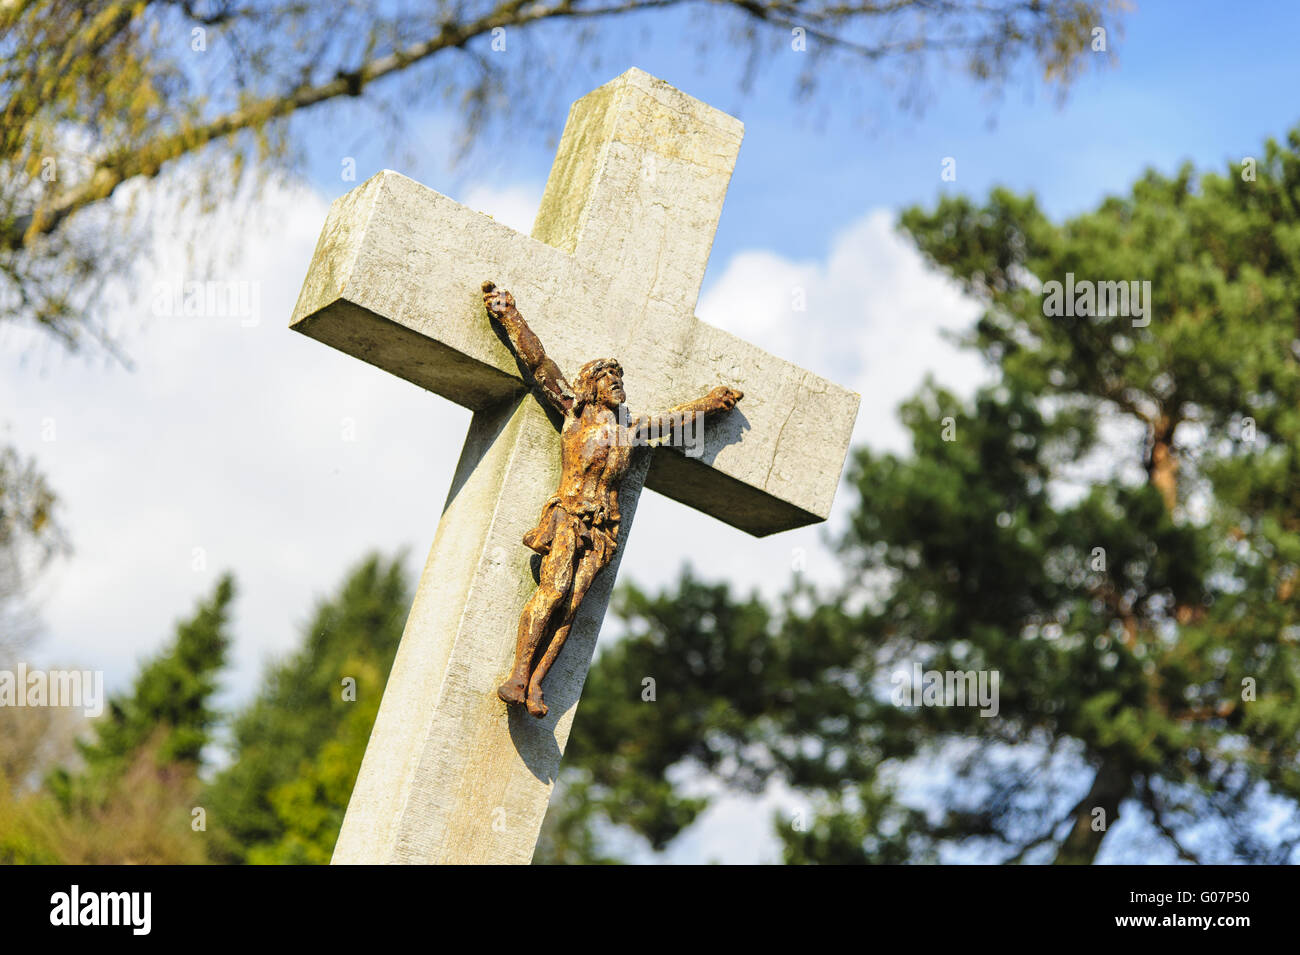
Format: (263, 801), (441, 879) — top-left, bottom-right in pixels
(574, 358), (625, 412)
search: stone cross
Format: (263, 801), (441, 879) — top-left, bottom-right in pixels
(290, 68), (860, 864)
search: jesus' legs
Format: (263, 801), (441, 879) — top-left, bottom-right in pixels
(525, 544), (610, 717)
(498, 522), (577, 706)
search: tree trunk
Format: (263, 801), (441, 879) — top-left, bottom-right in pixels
(1146, 415), (1178, 514)
(1053, 761), (1130, 865)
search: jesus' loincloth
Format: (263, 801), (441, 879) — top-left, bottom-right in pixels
(522, 495), (620, 567)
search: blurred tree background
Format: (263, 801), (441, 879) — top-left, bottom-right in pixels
(203, 554), (408, 864)
(1, 574), (232, 863)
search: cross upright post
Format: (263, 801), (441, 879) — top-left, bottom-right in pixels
(290, 68), (860, 864)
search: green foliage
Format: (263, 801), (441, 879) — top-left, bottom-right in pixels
(9, 578), (233, 864)
(0, 775), (64, 864)
(204, 553), (408, 863)
(0, 445), (67, 653)
(28, 741), (212, 865)
(6, 553), (408, 864)
(546, 126), (1300, 865)
(778, 784), (936, 865)
(244, 692), (382, 865)
(535, 570), (924, 862)
(888, 132), (1300, 863)
(49, 574), (234, 810)
(0, 446), (59, 552)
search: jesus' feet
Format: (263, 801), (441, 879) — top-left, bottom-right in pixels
(525, 682), (548, 718)
(497, 676), (527, 706)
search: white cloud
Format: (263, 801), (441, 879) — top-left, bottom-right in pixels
(462, 183), (544, 235)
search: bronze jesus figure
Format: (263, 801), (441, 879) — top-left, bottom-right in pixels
(482, 281), (742, 718)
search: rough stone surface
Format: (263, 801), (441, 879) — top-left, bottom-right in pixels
(290, 68), (861, 865)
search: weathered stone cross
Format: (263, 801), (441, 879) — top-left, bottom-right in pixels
(290, 68), (860, 864)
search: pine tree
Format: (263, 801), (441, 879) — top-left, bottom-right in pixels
(204, 553), (408, 863)
(49, 574), (234, 809)
(13, 575), (237, 863)
(882, 132), (1300, 862)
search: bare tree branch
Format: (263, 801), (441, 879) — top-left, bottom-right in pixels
(4, 0), (1120, 252)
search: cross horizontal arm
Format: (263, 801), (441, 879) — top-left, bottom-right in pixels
(637, 319), (862, 535)
(290, 170), (861, 536)
(290, 170), (603, 413)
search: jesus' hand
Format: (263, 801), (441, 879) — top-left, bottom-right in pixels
(708, 385), (743, 411)
(481, 281), (515, 320)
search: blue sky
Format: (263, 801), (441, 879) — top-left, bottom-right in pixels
(7, 0), (1300, 863)
(296, 1), (1300, 273)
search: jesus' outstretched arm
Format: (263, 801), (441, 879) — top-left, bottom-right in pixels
(629, 385), (743, 446)
(482, 281), (575, 416)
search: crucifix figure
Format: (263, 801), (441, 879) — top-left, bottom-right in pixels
(482, 281), (742, 717)
(291, 68), (860, 864)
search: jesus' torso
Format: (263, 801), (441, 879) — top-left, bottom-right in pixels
(555, 404), (633, 524)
